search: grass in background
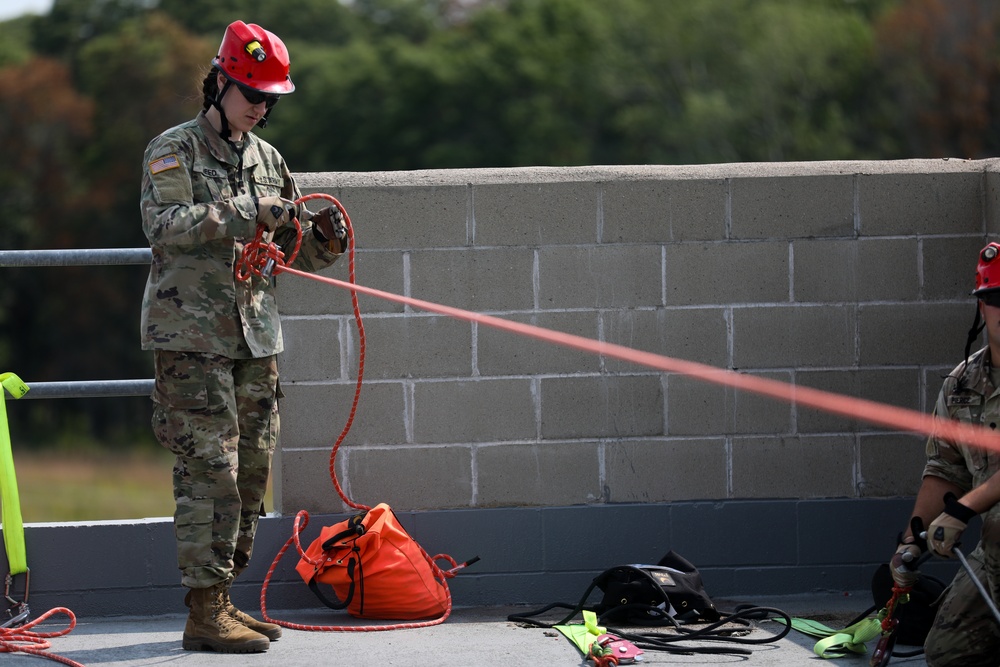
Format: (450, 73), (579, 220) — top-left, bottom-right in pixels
(11, 448), (274, 523)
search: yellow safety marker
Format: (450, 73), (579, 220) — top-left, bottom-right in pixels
(0, 372), (29, 576)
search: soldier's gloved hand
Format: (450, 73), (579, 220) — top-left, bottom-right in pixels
(253, 195), (297, 232)
(928, 492), (977, 558)
(890, 539), (922, 588)
(311, 205), (349, 252)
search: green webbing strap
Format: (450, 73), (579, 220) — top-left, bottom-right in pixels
(775, 613), (884, 658)
(0, 372), (29, 576)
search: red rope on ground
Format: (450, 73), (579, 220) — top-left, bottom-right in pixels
(0, 607), (83, 667)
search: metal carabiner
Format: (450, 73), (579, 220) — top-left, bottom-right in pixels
(4, 569), (29, 606)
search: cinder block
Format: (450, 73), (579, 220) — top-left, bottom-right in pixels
(601, 179), (728, 243)
(921, 236), (989, 300)
(410, 247), (535, 312)
(540, 375), (664, 439)
(357, 314), (473, 380)
(275, 448), (349, 515)
(859, 172), (983, 236)
(346, 445), (473, 510)
(665, 373), (793, 436)
(413, 378), (536, 443)
(795, 368), (922, 434)
(477, 311), (602, 376)
(409, 506), (545, 574)
(604, 438), (727, 502)
(664, 242), (789, 306)
(669, 501), (798, 566)
(732, 305), (855, 368)
(858, 434), (927, 497)
(602, 307), (729, 371)
(538, 245), (662, 309)
(277, 249), (405, 316)
(278, 381), (407, 448)
(473, 182), (598, 246)
(540, 504), (674, 571)
(731, 175), (853, 239)
(859, 303), (973, 365)
(325, 184), (469, 250)
(278, 318), (342, 381)
(476, 441), (601, 506)
(731, 435), (856, 498)
(798, 497), (915, 564)
(665, 376), (727, 436)
(793, 238), (919, 303)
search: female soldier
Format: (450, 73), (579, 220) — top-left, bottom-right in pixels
(140, 20), (347, 653)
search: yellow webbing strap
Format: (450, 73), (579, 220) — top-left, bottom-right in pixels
(775, 614), (883, 658)
(0, 372), (29, 576)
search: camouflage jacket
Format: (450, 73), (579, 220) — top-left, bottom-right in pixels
(924, 346), (1000, 553)
(140, 112), (339, 358)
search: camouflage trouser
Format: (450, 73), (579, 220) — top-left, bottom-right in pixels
(924, 545), (1000, 667)
(151, 350), (279, 589)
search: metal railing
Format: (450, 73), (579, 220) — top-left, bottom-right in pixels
(1, 248), (153, 399)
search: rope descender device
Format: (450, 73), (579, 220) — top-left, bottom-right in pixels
(234, 193), (351, 281)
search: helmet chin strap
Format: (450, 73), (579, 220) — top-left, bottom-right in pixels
(957, 304), (986, 390)
(212, 78), (235, 141)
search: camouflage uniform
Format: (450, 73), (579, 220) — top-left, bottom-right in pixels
(921, 347), (1000, 666)
(141, 111), (340, 589)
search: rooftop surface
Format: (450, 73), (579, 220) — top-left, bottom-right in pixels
(5, 594), (928, 666)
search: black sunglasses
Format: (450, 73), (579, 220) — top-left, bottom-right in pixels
(236, 82), (280, 108)
(981, 291), (1000, 308)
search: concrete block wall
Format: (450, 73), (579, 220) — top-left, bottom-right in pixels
(10, 159), (1000, 617)
(275, 159), (998, 515)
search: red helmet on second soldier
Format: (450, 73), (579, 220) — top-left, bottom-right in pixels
(974, 242), (1000, 296)
(213, 20), (295, 95)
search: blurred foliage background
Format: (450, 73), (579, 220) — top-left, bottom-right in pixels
(1, 0), (999, 516)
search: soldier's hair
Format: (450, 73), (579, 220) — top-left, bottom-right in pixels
(201, 67), (221, 112)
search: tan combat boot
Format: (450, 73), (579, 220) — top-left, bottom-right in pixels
(182, 584), (270, 653)
(221, 583), (283, 641)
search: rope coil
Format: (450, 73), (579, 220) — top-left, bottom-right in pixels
(0, 607), (82, 667)
(247, 196), (465, 632)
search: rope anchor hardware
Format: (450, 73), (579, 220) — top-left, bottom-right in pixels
(2, 570), (30, 628)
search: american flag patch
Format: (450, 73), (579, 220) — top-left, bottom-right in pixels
(149, 154), (180, 174)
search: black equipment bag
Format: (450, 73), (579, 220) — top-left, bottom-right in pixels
(593, 551), (720, 624)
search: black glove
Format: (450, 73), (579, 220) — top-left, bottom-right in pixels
(311, 205), (349, 252)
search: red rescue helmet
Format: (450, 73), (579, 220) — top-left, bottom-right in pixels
(974, 242), (1000, 296)
(212, 20), (295, 95)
